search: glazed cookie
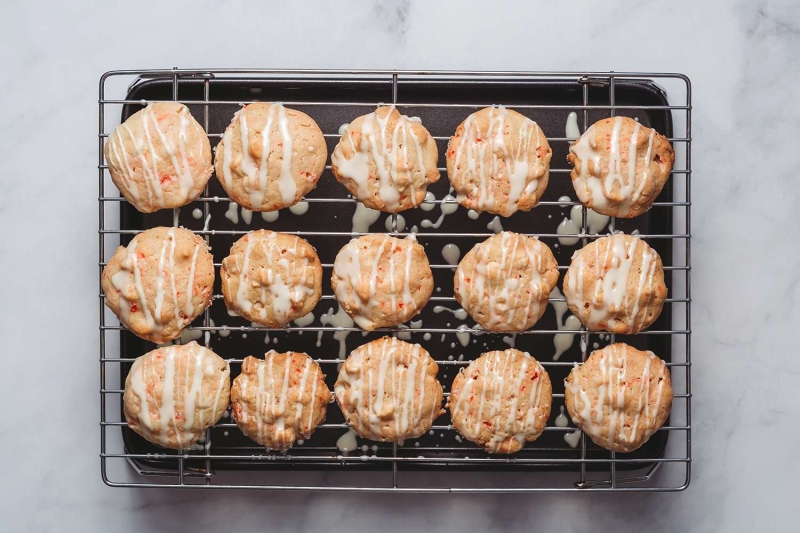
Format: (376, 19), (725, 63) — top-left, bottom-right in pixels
(454, 232), (559, 332)
(335, 337), (444, 442)
(564, 343), (673, 452)
(215, 103), (327, 211)
(567, 116), (674, 218)
(220, 230), (322, 328)
(448, 349), (552, 454)
(123, 342), (230, 449)
(331, 106), (440, 212)
(104, 102), (213, 213)
(332, 234), (433, 330)
(563, 232), (667, 334)
(231, 352), (332, 450)
(447, 106), (551, 216)
(102, 226), (214, 343)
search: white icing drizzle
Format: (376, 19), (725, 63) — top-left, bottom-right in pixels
(455, 324), (471, 347)
(232, 231), (314, 325)
(486, 216), (504, 233)
(336, 428), (358, 452)
(570, 116), (657, 216)
(467, 209), (480, 220)
(556, 197), (610, 246)
(317, 305), (355, 358)
(191, 208), (203, 219)
(351, 203), (381, 234)
(261, 211), (279, 222)
(564, 429), (582, 448)
(222, 104), (297, 209)
(224, 202), (239, 224)
(289, 201), (309, 216)
(237, 352), (323, 449)
(565, 111), (581, 140)
(451, 349), (547, 453)
(565, 346), (666, 447)
(293, 312), (315, 328)
(554, 405), (569, 427)
(128, 342), (229, 447)
(456, 232), (548, 330)
(441, 243), (461, 266)
(420, 191), (436, 212)
(332, 234), (421, 330)
(331, 106), (429, 210)
(335, 338), (438, 439)
(451, 105), (544, 215)
(384, 213), (406, 233)
(241, 208), (253, 225)
(433, 305), (468, 321)
(564, 233), (660, 333)
(421, 194), (459, 229)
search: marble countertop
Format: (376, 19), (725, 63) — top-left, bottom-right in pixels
(1, 0), (796, 531)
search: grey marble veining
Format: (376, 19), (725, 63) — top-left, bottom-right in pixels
(0, 0), (797, 531)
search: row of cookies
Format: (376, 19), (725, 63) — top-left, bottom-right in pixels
(124, 338), (672, 454)
(105, 102), (675, 218)
(102, 226), (667, 343)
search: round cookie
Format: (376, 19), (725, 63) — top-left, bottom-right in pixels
(563, 232), (667, 334)
(104, 102), (213, 213)
(123, 341), (230, 449)
(332, 234), (433, 331)
(567, 116), (674, 218)
(454, 232), (559, 332)
(448, 349), (552, 454)
(231, 352), (332, 450)
(220, 230), (322, 328)
(564, 343), (673, 452)
(331, 106), (440, 213)
(335, 337), (444, 442)
(102, 226), (214, 343)
(447, 106), (551, 216)
(215, 103), (326, 211)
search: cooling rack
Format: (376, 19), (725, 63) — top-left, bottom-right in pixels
(99, 69), (691, 492)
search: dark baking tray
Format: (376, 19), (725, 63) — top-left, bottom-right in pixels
(118, 76), (673, 475)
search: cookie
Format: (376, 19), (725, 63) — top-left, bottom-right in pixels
(447, 106), (551, 216)
(332, 234), (433, 330)
(215, 103), (326, 211)
(331, 106), (440, 212)
(102, 226), (214, 343)
(104, 102), (213, 213)
(567, 116), (674, 218)
(564, 343), (673, 452)
(231, 352), (331, 450)
(563, 232), (667, 334)
(334, 337), (444, 442)
(454, 232), (559, 332)
(220, 230), (322, 328)
(448, 349), (552, 454)
(123, 341), (230, 449)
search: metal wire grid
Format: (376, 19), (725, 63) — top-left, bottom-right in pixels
(99, 69), (691, 492)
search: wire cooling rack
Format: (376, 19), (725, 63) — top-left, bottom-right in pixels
(99, 69), (691, 492)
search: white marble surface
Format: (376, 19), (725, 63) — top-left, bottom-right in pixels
(1, 0), (796, 530)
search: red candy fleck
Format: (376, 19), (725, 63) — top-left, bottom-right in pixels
(130, 304), (138, 312)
